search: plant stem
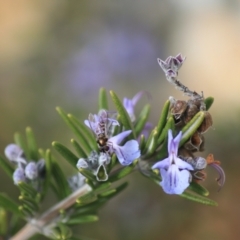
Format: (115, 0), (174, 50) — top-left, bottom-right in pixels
(10, 184), (92, 240)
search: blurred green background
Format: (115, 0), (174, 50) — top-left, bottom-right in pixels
(1, 0), (240, 239)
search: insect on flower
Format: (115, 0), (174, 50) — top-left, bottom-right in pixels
(84, 110), (140, 166)
(85, 109), (119, 153)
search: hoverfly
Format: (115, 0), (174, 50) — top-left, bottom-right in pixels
(86, 110), (119, 153)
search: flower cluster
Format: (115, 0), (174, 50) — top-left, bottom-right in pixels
(152, 54), (225, 194)
(4, 144), (45, 185)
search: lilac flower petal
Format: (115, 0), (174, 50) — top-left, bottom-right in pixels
(123, 98), (135, 121)
(114, 140), (140, 166)
(172, 131), (182, 151)
(175, 157), (194, 171)
(25, 162), (38, 180)
(13, 168), (26, 185)
(84, 120), (91, 129)
(152, 158), (170, 170)
(160, 166), (190, 194)
(167, 130), (174, 154)
(132, 91), (151, 106)
(109, 130), (132, 145)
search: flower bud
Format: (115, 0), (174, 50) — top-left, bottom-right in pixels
(25, 162), (38, 180)
(13, 168), (26, 185)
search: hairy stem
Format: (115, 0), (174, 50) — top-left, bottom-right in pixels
(10, 184), (92, 240)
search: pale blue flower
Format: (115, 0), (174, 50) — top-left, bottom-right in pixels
(77, 151), (110, 182)
(25, 162), (38, 180)
(108, 130), (140, 166)
(4, 144), (26, 167)
(152, 130), (193, 194)
(13, 168), (26, 185)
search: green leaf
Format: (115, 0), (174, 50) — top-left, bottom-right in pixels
(56, 107), (94, 155)
(38, 148), (46, 159)
(25, 127), (39, 161)
(73, 199), (106, 215)
(71, 139), (87, 158)
(78, 168), (96, 182)
(51, 159), (71, 199)
(0, 154), (14, 178)
(205, 96), (214, 110)
(139, 134), (146, 151)
(14, 132), (29, 160)
(94, 182), (111, 192)
(156, 100), (170, 138)
(18, 205), (34, 217)
(56, 223), (72, 239)
(98, 189), (116, 198)
(49, 224), (72, 240)
(157, 116), (175, 145)
(76, 192), (98, 205)
(67, 114), (98, 152)
(41, 149), (52, 200)
(179, 111), (205, 147)
(188, 182), (209, 197)
(107, 154), (117, 172)
(110, 90), (136, 138)
(19, 195), (39, 212)
(98, 182), (128, 199)
(0, 193), (21, 216)
(134, 104), (151, 137)
(0, 208), (7, 235)
(50, 182), (62, 200)
(109, 160), (138, 182)
(67, 214), (99, 225)
(18, 182), (38, 198)
(99, 87), (108, 110)
(52, 141), (79, 168)
(142, 128), (159, 158)
(180, 191), (218, 206)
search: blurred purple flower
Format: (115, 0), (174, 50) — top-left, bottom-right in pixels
(63, 28), (161, 100)
(123, 91), (150, 122)
(152, 130), (193, 194)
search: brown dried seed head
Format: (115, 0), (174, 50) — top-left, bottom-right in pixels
(198, 111), (213, 133)
(183, 104), (199, 123)
(192, 170), (207, 182)
(184, 131), (204, 152)
(170, 100), (188, 119)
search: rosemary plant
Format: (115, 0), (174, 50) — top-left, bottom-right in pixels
(0, 54), (225, 239)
